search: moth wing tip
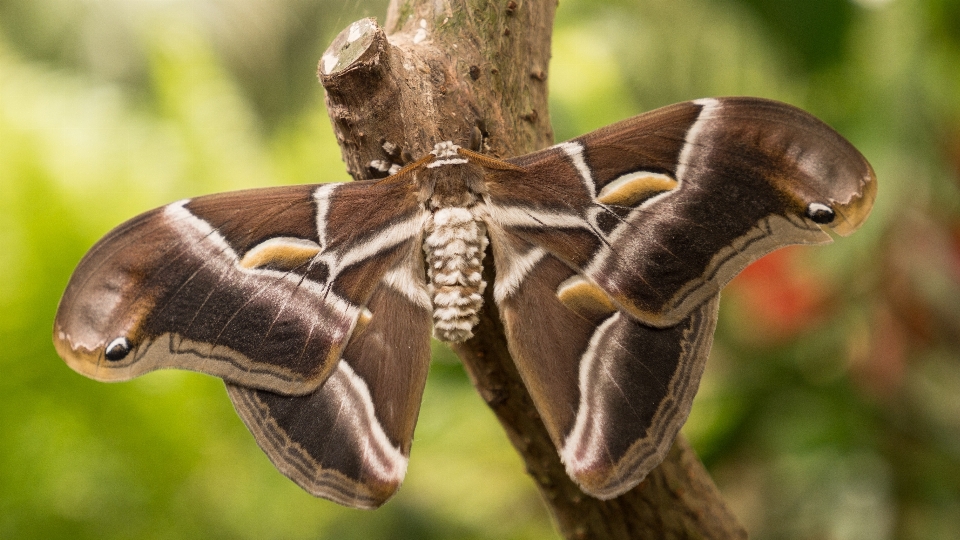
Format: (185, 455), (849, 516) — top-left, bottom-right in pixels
(298, 473), (405, 510)
(565, 460), (646, 500)
(830, 161), (878, 237)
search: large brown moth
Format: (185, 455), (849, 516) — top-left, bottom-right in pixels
(54, 97), (876, 509)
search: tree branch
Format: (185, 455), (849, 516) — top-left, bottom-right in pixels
(318, 1), (746, 537)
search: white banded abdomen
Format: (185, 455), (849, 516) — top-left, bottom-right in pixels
(423, 207), (488, 342)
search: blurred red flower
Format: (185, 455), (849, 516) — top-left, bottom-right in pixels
(726, 246), (830, 344)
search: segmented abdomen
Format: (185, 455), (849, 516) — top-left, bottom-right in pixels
(423, 207), (488, 342)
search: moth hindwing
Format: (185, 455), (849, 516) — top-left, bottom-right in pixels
(54, 97), (876, 506)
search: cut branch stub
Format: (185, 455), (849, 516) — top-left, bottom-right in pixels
(319, 11), (554, 181)
(319, 19), (409, 180)
(319, 18), (381, 77)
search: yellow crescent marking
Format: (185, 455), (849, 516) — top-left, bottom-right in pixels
(239, 237), (321, 270)
(352, 307), (373, 339)
(557, 276), (618, 319)
(597, 172), (678, 207)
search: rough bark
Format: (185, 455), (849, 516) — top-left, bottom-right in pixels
(318, 1), (747, 538)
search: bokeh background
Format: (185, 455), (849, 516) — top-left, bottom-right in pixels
(2, 0), (959, 538)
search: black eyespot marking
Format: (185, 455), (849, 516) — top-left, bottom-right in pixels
(105, 337), (132, 361)
(806, 202), (835, 224)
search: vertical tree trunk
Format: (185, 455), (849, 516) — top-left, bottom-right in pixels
(318, 1), (747, 538)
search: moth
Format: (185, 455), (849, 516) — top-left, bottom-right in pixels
(54, 97), (876, 509)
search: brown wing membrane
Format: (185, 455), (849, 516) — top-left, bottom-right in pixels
(227, 259), (433, 509)
(483, 97), (875, 498)
(53, 95), (877, 507)
(489, 97), (876, 327)
(487, 230), (718, 499)
(54, 179), (426, 395)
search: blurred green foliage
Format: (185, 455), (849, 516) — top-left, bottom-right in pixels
(1, 0), (959, 539)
